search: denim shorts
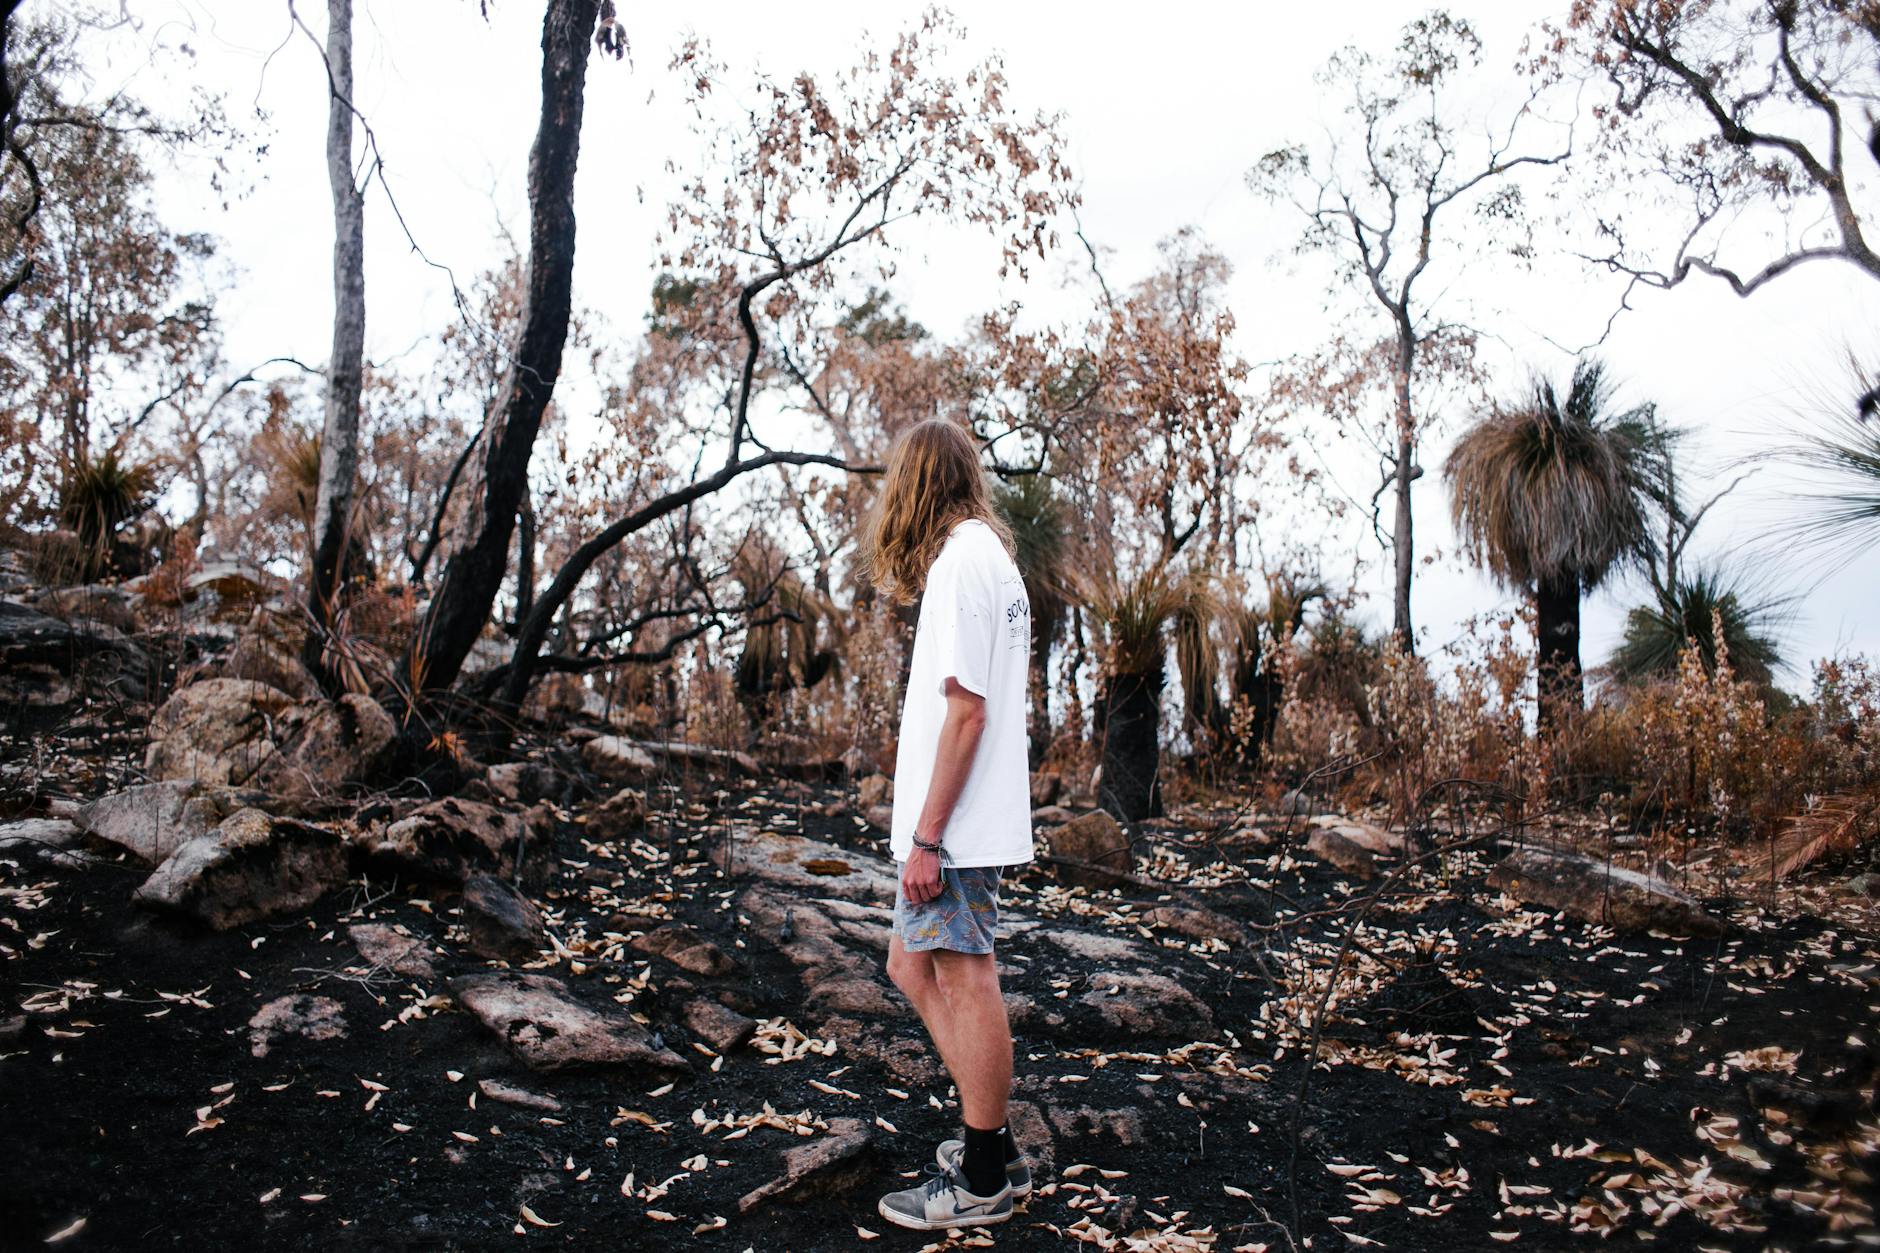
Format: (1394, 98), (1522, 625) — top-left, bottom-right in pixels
(892, 865), (1004, 955)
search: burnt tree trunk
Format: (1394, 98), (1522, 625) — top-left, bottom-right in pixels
(1389, 323), (1417, 650)
(1535, 572), (1583, 732)
(1099, 663), (1164, 822)
(304, 0), (366, 692)
(404, 0), (600, 698)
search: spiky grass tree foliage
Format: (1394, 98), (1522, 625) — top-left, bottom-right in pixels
(1445, 361), (1661, 729)
(1609, 568), (1784, 690)
(59, 450), (157, 578)
(1082, 564), (1211, 821)
(994, 473), (1072, 762)
(1218, 574), (1324, 765)
(734, 551), (836, 723)
(1777, 403), (1880, 564)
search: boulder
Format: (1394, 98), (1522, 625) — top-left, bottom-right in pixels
(1048, 809), (1135, 887)
(348, 922), (437, 980)
(1079, 972), (1214, 1040)
(1315, 816), (1404, 855)
(862, 804), (894, 833)
(486, 760), (567, 806)
(736, 1117), (874, 1214)
(263, 692), (396, 809)
(856, 773), (893, 811)
(220, 631), (318, 700)
(632, 923), (737, 977)
(75, 780), (226, 864)
(248, 993), (346, 1059)
(357, 797), (534, 884)
(1486, 846), (1724, 937)
(134, 808), (348, 929)
(144, 680), (392, 809)
(1030, 771), (1063, 808)
(144, 679), (296, 786)
(589, 787), (647, 840)
(1032, 804), (1079, 826)
(449, 971), (689, 1074)
(1305, 828), (1378, 881)
(582, 735), (658, 782)
(462, 874), (546, 962)
(0, 817), (81, 859)
(683, 999), (758, 1053)
(0, 599), (148, 700)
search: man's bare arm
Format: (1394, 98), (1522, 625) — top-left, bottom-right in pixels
(902, 678), (986, 904)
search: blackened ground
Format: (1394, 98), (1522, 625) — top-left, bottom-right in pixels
(2, 769), (1877, 1252)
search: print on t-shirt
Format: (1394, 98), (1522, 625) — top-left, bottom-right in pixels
(1001, 572), (1030, 651)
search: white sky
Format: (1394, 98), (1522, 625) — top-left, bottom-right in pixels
(71, 0), (1880, 687)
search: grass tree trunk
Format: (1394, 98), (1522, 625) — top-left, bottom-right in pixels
(1099, 664), (1164, 822)
(1535, 572), (1583, 731)
(304, 0), (365, 693)
(404, 0), (599, 700)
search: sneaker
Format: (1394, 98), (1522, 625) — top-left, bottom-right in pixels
(935, 1139), (1033, 1199)
(877, 1164), (1013, 1231)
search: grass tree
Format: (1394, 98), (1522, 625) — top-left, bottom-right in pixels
(1082, 563), (1212, 821)
(994, 473), (1073, 764)
(1609, 568), (1784, 690)
(1445, 361), (1661, 728)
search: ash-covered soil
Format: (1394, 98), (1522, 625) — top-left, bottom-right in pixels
(3, 748), (1877, 1251)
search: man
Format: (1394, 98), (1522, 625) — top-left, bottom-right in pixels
(862, 419), (1035, 1231)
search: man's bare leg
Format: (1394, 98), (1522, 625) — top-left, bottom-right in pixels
(887, 939), (1012, 1126)
(927, 948), (1012, 1131)
(887, 936), (968, 1076)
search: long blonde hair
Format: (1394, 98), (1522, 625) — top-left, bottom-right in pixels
(861, 419), (1014, 605)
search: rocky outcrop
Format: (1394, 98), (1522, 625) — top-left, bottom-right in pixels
(728, 831), (897, 904)
(736, 1117), (874, 1214)
(1079, 972), (1214, 1040)
(134, 808), (348, 929)
(462, 874), (545, 962)
(1487, 846), (1724, 937)
(582, 735), (658, 782)
(1306, 828), (1379, 881)
(355, 798), (538, 884)
(449, 972), (689, 1074)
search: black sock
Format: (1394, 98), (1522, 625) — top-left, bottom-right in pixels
(1002, 1125), (1021, 1163)
(961, 1123), (1007, 1196)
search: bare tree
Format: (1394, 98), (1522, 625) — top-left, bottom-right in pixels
(1553, 0), (1880, 299)
(1251, 12), (1571, 646)
(301, 0), (365, 692)
(403, 0), (620, 701)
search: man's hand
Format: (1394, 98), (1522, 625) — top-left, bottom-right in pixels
(902, 843), (944, 905)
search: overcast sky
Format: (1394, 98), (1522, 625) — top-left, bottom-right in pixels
(76, 0), (1880, 686)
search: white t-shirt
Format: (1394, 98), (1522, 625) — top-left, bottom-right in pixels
(889, 518), (1034, 868)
